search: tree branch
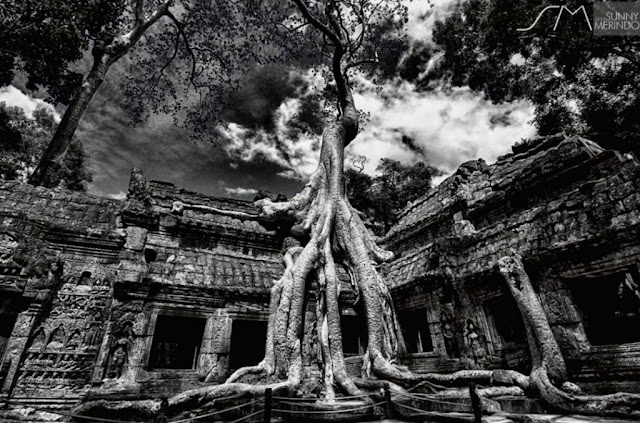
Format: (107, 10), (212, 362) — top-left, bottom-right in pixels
(165, 9), (197, 85)
(133, 0), (145, 25)
(291, 0), (341, 46)
(138, 29), (181, 104)
(326, 1), (344, 42)
(345, 56), (379, 72)
(109, 0), (172, 56)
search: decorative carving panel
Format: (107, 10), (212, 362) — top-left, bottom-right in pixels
(13, 272), (113, 396)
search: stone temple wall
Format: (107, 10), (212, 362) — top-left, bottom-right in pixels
(0, 181), (122, 407)
(383, 134), (640, 392)
(0, 170), (286, 406)
(0, 134), (639, 407)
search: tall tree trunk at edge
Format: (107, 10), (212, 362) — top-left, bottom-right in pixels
(28, 53), (111, 187)
(28, 0), (173, 187)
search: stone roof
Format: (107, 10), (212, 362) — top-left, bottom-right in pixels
(383, 134), (640, 290)
(117, 170), (284, 294)
(0, 180), (122, 239)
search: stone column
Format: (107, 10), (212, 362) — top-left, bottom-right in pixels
(208, 311), (232, 379)
(0, 306), (40, 396)
(197, 316), (216, 380)
(91, 321), (113, 384)
(536, 270), (589, 360)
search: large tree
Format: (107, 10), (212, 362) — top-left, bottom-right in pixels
(75, 0), (640, 419)
(0, 0), (124, 104)
(24, 0), (191, 187)
(6, 0), (262, 188)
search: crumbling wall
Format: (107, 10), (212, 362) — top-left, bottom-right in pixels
(89, 170), (285, 398)
(0, 172), (286, 404)
(0, 181), (122, 405)
(384, 135), (640, 388)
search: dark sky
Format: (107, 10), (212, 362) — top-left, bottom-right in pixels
(0, 1), (537, 201)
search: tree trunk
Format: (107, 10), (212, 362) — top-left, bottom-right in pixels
(29, 0), (173, 187)
(28, 53), (111, 187)
(497, 255), (566, 384)
(498, 255), (640, 418)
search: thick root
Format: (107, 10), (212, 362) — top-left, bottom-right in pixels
(72, 399), (161, 421)
(168, 380), (293, 412)
(530, 367), (640, 418)
(225, 364), (266, 384)
(499, 254), (640, 417)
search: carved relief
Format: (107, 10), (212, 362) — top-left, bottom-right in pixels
(442, 321), (461, 358)
(13, 270), (114, 395)
(0, 233), (24, 292)
(104, 321), (134, 380)
(0, 233), (18, 264)
(462, 318), (488, 368)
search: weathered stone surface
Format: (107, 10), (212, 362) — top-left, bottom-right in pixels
(124, 227), (147, 251)
(384, 135), (640, 387)
(1, 137), (639, 412)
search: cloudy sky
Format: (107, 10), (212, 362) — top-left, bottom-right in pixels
(0, 0), (536, 201)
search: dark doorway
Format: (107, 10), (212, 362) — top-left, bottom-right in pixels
(340, 314), (367, 355)
(397, 309), (433, 353)
(484, 295), (526, 346)
(148, 315), (206, 369)
(0, 314), (17, 360)
(230, 320), (267, 369)
(0, 293), (25, 362)
(569, 270), (640, 346)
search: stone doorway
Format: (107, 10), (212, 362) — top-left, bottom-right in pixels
(229, 319), (267, 370)
(569, 269), (640, 346)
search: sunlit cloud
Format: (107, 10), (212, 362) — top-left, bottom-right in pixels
(348, 77), (537, 176)
(0, 86), (61, 121)
(406, 0), (461, 44)
(220, 68), (536, 185)
(222, 186), (258, 197)
(220, 68), (326, 181)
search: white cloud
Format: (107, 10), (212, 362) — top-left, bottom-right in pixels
(406, 0), (461, 44)
(220, 95), (321, 181)
(223, 186), (258, 196)
(347, 77), (537, 176)
(108, 191), (127, 200)
(220, 70), (536, 184)
(0, 86), (60, 121)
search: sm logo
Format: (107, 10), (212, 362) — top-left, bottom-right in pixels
(517, 5), (593, 32)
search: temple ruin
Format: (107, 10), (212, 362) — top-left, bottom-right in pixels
(1, 134), (640, 418)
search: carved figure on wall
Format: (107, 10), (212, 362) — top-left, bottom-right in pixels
(463, 318), (487, 367)
(442, 322), (461, 358)
(83, 311), (102, 348)
(105, 322), (134, 379)
(47, 323), (65, 350)
(29, 327), (46, 352)
(0, 233), (18, 264)
(66, 329), (82, 351)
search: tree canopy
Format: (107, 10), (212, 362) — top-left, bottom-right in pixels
(346, 159), (439, 235)
(0, 102), (92, 190)
(425, 0), (640, 156)
(2, 0), (288, 187)
(0, 0), (125, 104)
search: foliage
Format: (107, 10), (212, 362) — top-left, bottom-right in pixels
(122, 1), (297, 138)
(346, 158), (439, 235)
(0, 0), (125, 104)
(0, 102), (92, 190)
(425, 0), (640, 156)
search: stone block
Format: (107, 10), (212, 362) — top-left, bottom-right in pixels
(124, 227), (147, 251)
